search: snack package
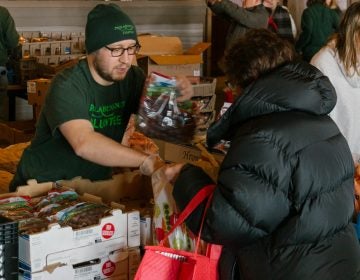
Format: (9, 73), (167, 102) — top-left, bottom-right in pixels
(136, 72), (197, 144)
(52, 202), (111, 229)
(151, 166), (196, 252)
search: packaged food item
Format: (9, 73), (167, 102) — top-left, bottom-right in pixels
(34, 189), (79, 211)
(52, 202), (111, 229)
(136, 72), (197, 144)
(19, 217), (50, 234)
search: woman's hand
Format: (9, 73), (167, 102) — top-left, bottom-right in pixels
(163, 163), (185, 184)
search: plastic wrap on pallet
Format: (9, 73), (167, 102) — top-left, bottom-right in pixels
(0, 216), (18, 280)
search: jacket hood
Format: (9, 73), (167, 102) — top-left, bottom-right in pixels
(207, 62), (337, 147)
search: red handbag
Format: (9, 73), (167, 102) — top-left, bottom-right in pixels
(134, 184), (222, 280)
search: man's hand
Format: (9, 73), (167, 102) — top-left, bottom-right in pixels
(139, 154), (165, 176)
(163, 163), (185, 184)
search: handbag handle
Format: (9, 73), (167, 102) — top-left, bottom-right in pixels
(160, 184), (215, 247)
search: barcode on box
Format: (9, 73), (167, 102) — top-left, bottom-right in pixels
(75, 228), (94, 238)
(75, 266), (93, 274)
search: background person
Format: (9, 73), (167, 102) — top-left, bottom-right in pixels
(164, 29), (360, 280)
(9, 3), (193, 191)
(264, 0), (297, 43)
(326, 0), (343, 18)
(0, 6), (19, 120)
(311, 2), (360, 156)
(296, 0), (340, 62)
(206, 0), (268, 51)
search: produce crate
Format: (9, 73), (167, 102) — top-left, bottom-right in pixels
(0, 216), (19, 280)
(192, 77), (217, 97)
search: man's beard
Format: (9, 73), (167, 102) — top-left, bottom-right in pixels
(93, 57), (127, 83)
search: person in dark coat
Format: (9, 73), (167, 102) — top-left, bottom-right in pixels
(164, 29), (360, 280)
(296, 0), (340, 62)
(206, 0), (269, 51)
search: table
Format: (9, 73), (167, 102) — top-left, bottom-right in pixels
(7, 84), (28, 121)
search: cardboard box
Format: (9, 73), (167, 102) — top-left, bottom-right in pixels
(19, 247), (141, 280)
(0, 120), (35, 145)
(27, 78), (51, 106)
(152, 138), (225, 164)
(59, 171), (153, 205)
(128, 247), (142, 280)
(1, 180), (140, 273)
(140, 215), (152, 246)
(136, 35), (210, 77)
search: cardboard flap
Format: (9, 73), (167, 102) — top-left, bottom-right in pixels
(184, 42), (211, 55)
(149, 54), (203, 65)
(138, 35), (183, 55)
(109, 250), (128, 262)
(44, 262), (70, 274)
(4, 180), (54, 198)
(59, 172), (152, 203)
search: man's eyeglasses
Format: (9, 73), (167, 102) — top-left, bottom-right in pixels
(104, 44), (141, 57)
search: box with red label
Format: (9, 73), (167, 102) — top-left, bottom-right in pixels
(19, 247), (141, 280)
(0, 180), (140, 274)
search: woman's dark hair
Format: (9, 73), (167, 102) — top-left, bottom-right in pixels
(222, 28), (296, 89)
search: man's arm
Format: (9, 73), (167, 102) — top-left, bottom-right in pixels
(59, 119), (148, 168)
(208, 0), (268, 28)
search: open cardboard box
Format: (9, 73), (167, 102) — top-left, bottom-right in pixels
(136, 35), (211, 77)
(59, 171), (152, 206)
(1, 178), (141, 274)
(152, 138), (225, 165)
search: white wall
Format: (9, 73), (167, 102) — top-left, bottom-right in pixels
(0, 0), (207, 49)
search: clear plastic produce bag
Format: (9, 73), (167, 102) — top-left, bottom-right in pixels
(136, 72), (197, 144)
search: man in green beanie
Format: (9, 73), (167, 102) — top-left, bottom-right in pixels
(9, 3), (194, 191)
(0, 6), (19, 120)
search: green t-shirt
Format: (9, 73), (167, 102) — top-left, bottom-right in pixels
(12, 59), (145, 187)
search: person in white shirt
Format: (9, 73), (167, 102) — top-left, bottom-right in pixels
(311, 2), (360, 156)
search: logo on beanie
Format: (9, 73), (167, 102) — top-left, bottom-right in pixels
(114, 24), (135, 35)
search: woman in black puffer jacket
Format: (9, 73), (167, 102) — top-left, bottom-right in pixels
(166, 29), (360, 280)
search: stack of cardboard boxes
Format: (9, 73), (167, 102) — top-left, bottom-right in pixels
(0, 175), (145, 280)
(20, 31), (85, 68)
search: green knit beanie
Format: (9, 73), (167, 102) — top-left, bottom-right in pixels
(85, 3), (138, 54)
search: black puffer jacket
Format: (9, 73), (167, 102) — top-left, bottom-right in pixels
(173, 62), (360, 280)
